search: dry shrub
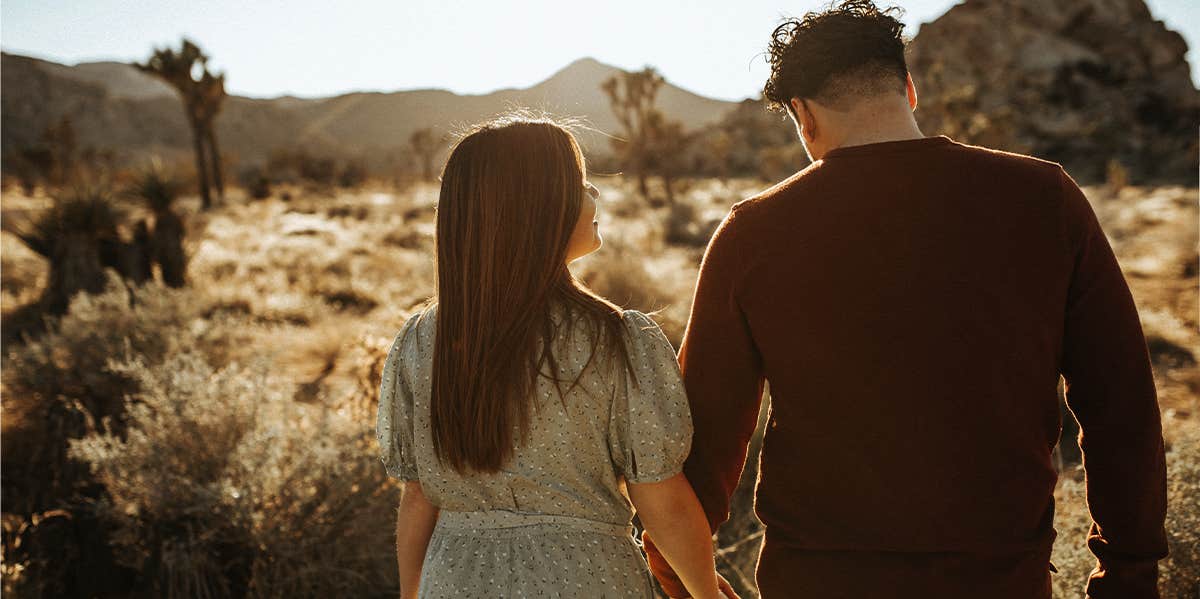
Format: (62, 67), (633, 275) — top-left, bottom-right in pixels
(1139, 308), (1198, 375)
(208, 289), (322, 327)
(1, 276), (257, 596)
(381, 228), (429, 250)
(327, 204), (371, 220)
(578, 244), (668, 312)
(66, 352), (400, 598)
(3, 257), (404, 597)
(0, 234), (46, 299)
(2, 275), (242, 514)
(335, 332), (395, 423)
(755, 144), (808, 182)
(2, 274), (238, 402)
(1106, 159), (1129, 193)
(574, 237), (695, 345)
(239, 165), (272, 200)
(314, 284), (379, 315)
(663, 202), (708, 247)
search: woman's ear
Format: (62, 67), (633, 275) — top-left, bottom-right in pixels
(906, 73), (918, 111)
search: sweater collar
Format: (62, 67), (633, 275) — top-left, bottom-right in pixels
(820, 135), (955, 160)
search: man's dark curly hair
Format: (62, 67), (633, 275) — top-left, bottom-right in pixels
(763, 0), (909, 112)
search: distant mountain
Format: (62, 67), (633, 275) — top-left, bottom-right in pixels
(7, 0), (1195, 186)
(40, 59), (176, 100)
(1, 52), (314, 169)
(0, 53), (737, 170)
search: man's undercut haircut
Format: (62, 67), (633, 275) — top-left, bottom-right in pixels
(763, 0), (909, 112)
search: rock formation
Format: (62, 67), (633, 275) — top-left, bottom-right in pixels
(908, 0), (1199, 183)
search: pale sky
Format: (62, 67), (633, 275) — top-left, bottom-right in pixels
(3, 0), (1197, 101)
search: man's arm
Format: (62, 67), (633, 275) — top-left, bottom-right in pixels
(1056, 168), (1168, 599)
(643, 207), (766, 598)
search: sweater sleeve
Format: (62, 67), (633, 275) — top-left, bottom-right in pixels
(1055, 168), (1168, 599)
(642, 207), (766, 598)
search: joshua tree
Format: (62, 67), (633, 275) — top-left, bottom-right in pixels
(602, 68), (688, 204)
(41, 116), (79, 186)
(603, 69), (658, 199)
(127, 168), (188, 287)
(3, 187), (124, 314)
(199, 71), (227, 200)
(409, 128), (438, 182)
(704, 130), (734, 183)
(137, 39), (226, 209)
(643, 111), (689, 205)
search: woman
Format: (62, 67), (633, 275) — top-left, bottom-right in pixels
(376, 114), (735, 599)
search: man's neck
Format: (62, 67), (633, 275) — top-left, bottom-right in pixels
(833, 121), (925, 151)
(827, 103), (925, 151)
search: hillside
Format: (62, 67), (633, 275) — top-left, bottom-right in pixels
(0, 54), (735, 167)
(3, 0), (1195, 183)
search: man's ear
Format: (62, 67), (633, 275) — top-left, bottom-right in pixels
(906, 73), (918, 111)
(790, 97), (817, 142)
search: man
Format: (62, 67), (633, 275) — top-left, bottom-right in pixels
(642, 1), (1168, 597)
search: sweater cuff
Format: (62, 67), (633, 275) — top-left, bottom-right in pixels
(641, 531), (690, 598)
(1085, 559), (1160, 599)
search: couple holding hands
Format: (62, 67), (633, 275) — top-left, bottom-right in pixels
(377, 1), (1168, 597)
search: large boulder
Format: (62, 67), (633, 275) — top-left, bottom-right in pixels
(908, 0), (1199, 183)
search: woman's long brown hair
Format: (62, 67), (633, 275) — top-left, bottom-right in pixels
(431, 114), (633, 474)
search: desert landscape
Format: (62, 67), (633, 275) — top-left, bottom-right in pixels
(1, 0), (1197, 597)
(2, 174), (1197, 597)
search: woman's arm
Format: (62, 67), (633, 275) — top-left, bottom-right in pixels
(628, 473), (732, 599)
(396, 481), (439, 599)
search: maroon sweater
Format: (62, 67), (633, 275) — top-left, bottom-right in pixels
(643, 136), (1167, 598)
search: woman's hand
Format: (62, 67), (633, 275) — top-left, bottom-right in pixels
(717, 573), (740, 598)
(690, 573), (740, 599)
(677, 574), (739, 599)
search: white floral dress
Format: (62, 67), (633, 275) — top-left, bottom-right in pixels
(376, 305), (693, 598)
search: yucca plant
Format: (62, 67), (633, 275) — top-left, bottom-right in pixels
(125, 167), (188, 287)
(4, 186), (124, 315)
(126, 164), (184, 213)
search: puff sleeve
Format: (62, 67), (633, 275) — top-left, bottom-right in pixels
(608, 310), (694, 484)
(376, 316), (420, 482)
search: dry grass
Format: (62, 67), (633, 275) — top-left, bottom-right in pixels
(66, 351), (399, 598)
